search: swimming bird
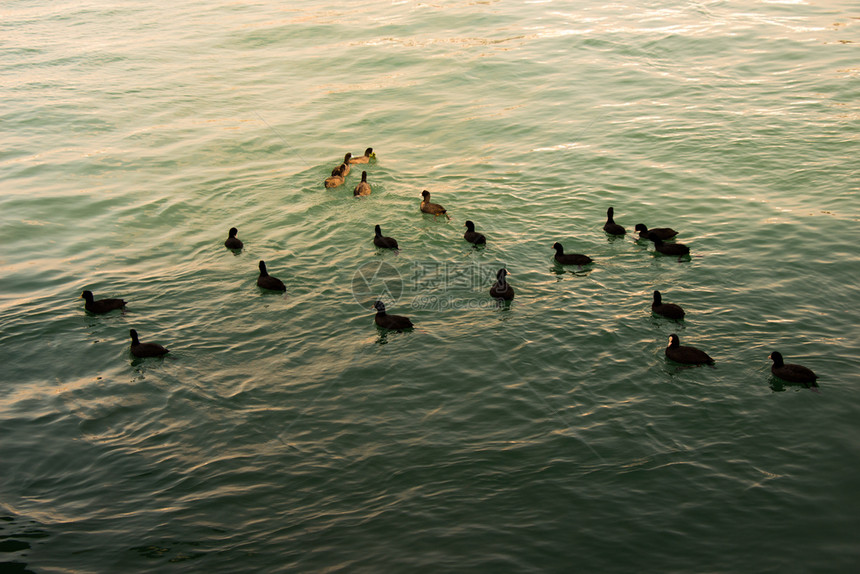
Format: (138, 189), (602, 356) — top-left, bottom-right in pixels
(489, 268), (514, 301)
(603, 207), (626, 236)
(81, 290), (126, 314)
(648, 232), (690, 258)
(354, 171), (371, 196)
(324, 163), (346, 188)
(129, 328), (169, 358)
(224, 227), (243, 250)
(552, 242), (593, 266)
(651, 290), (685, 320)
(635, 223), (677, 240)
(665, 333), (714, 365)
(349, 147), (374, 164)
(420, 190), (449, 219)
(257, 260), (286, 292)
(373, 300), (413, 331)
(769, 351), (818, 385)
(373, 224), (398, 249)
(340, 153), (352, 176)
(464, 220), (486, 245)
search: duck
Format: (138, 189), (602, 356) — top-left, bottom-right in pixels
(373, 225), (398, 249)
(769, 351), (818, 385)
(648, 232), (690, 258)
(129, 328), (169, 358)
(349, 147), (374, 164)
(464, 220), (486, 245)
(81, 290), (126, 314)
(651, 290), (685, 320)
(339, 153), (352, 176)
(420, 190), (449, 219)
(635, 223), (677, 240)
(354, 171), (371, 196)
(603, 207), (626, 236)
(373, 300), (413, 331)
(324, 163), (347, 188)
(489, 268), (514, 301)
(665, 333), (714, 365)
(257, 260), (286, 292)
(224, 227), (243, 250)
(552, 242), (593, 266)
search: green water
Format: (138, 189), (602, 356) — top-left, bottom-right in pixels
(1, 0), (858, 572)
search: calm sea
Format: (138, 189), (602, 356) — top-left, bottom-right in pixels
(1, 0), (858, 572)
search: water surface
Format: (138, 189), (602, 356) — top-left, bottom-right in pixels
(1, 1), (858, 572)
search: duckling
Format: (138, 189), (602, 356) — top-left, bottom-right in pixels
(464, 220), (486, 245)
(489, 268), (514, 301)
(349, 147), (374, 164)
(224, 227), (243, 250)
(420, 190), (449, 219)
(552, 242), (593, 266)
(648, 232), (690, 259)
(769, 351), (818, 385)
(81, 290), (126, 314)
(373, 225), (398, 249)
(603, 207), (626, 236)
(635, 223), (677, 240)
(354, 171), (371, 196)
(651, 290), (685, 320)
(373, 301), (413, 331)
(324, 163), (346, 188)
(129, 328), (169, 358)
(665, 333), (714, 365)
(257, 260), (286, 292)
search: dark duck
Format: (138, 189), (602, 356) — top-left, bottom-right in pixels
(489, 268), (514, 301)
(665, 333), (714, 365)
(373, 301), (413, 331)
(603, 207), (626, 236)
(552, 242), (593, 266)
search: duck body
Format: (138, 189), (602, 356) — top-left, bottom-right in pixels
(81, 290), (126, 314)
(257, 260), (286, 292)
(603, 207), (626, 236)
(665, 333), (714, 365)
(552, 242), (593, 266)
(464, 220), (486, 245)
(649, 233), (690, 257)
(373, 225), (398, 249)
(769, 351), (818, 384)
(373, 301), (413, 331)
(224, 227), (243, 250)
(349, 147), (374, 164)
(129, 328), (169, 358)
(635, 223), (677, 240)
(354, 171), (371, 196)
(651, 290), (685, 320)
(489, 269), (514, 301)
(420, 190), (449, 219)
(324, 164), (346, 188)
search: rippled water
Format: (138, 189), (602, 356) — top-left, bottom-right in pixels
(1, 0), (858, 572)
